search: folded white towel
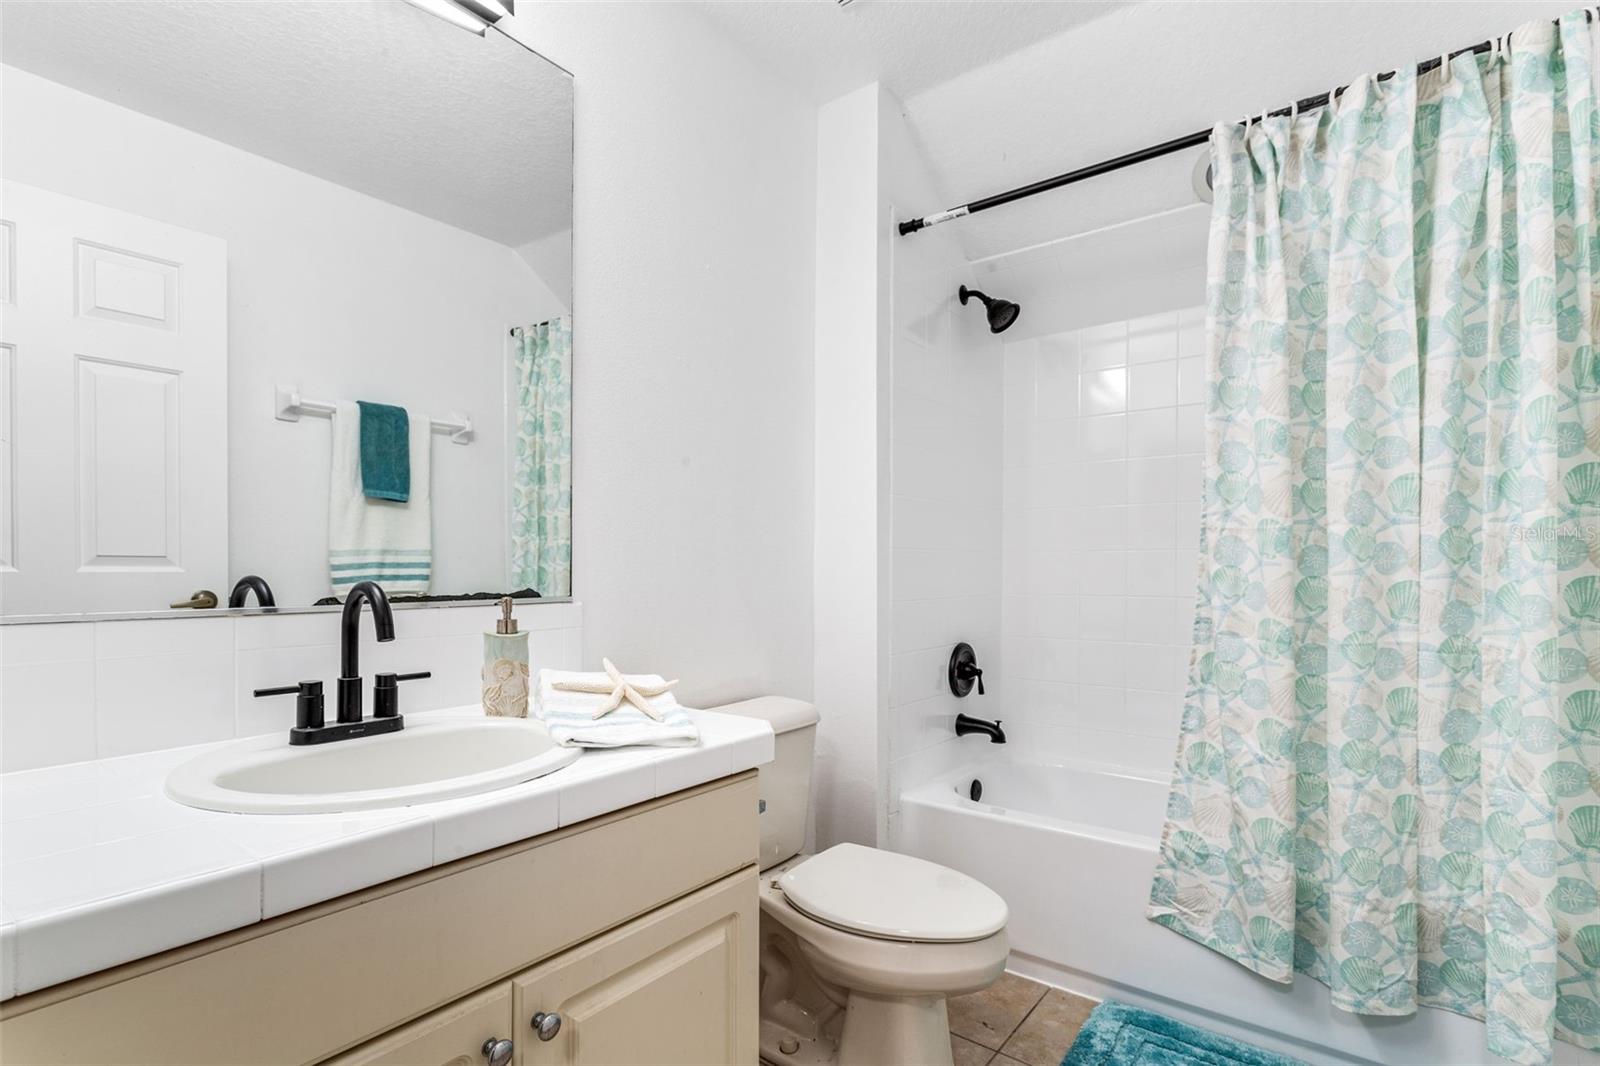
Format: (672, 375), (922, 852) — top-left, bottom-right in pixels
(535, 667), (700, 748)
(328, 401), (431, 596)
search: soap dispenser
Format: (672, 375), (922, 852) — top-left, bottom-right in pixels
(483, 596), (530, 717)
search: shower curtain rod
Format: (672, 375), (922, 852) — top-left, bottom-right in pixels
(896, 9), (1596, 237)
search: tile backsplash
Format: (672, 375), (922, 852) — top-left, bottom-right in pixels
(0, 602), (582, 772)
(1001, 307), (1205, 773)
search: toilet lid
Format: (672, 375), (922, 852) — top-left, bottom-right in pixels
(777, 843), (1008, 943)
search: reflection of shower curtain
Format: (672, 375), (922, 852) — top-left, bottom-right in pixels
(510, 317), (572, 597)
(1149, 15), (1600, 1064)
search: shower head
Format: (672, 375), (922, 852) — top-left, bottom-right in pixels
(959, 285), (1020, 334)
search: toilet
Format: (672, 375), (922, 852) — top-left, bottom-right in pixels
(715, 697), (1010, 1066)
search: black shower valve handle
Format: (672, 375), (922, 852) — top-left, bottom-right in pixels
(959, 661), (987, 696)
(948, 642), (986, 698)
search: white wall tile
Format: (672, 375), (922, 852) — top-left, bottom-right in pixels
(95, 653), (236, 758)
(1000, 305), (1205, 776)
(1081, 367), (1128, 415)
(3, 664), (95, 772)
(1127, 408), (1178, 459)
(1079, 414), (1126, 461)
(1128, 361), (1177, 410)
(1177, 356), (1207, 405)
(98, 618), (233, 660)
(1128, 311), (1179, 364)
(1078, 322), (1127, 370)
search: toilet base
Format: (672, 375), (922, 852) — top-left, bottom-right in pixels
(758, 991), (954, 1066)
(837, 991), (952, 1066)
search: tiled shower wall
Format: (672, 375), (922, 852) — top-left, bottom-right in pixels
(885, 251), (1004, 817)
(1000, 308), (1206, 773)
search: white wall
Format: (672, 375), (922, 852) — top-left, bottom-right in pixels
(811, 84), (886, 850)
(2, 66), (565, 607)
(499, 4), (818, 707)
(881, 93), (1005, 829)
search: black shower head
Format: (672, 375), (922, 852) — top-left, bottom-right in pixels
(959, 285), (1020, 334)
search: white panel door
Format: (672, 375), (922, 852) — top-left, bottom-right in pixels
(0, 181), (227, 615)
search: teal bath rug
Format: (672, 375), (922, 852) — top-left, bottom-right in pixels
(1062, 1001), (1304, 1066)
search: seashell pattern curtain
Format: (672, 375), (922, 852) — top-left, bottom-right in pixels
(510, 317), (572, 598)
(1148, 14), (1600, 1064)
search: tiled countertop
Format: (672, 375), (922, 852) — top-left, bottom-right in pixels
(0, 708), (773, 1000)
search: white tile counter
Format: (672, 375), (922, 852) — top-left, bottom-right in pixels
(0, 708), (772, 999)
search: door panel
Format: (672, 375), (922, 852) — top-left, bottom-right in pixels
(0, 180), (226, 615)
(322, 983), (513, 1066)
(512, 870), (757, 1066)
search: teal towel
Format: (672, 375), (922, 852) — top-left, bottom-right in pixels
(1063, 1002), (1304, 1066)
(356, 401), (410, 502)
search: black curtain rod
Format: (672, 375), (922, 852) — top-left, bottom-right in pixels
(897, 9), (1595, 237)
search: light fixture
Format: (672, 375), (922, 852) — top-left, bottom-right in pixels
(402, 0), (514, 36)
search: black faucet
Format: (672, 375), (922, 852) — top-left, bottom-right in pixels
(254, 581), (429, 745)
(340, 580), (395, 723)
(956, 713), (1006, 744)
(228, 574), (276, 608)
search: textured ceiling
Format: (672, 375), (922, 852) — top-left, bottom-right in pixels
(1, 0), (572, 247)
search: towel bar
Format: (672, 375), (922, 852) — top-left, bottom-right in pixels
(274, 385), (474, 444)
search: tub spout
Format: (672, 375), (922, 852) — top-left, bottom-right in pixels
(955, 713), (1005, 744)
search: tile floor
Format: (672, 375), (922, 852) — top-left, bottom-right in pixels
(948, 973), (1099, 1066)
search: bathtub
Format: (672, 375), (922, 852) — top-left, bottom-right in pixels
(899, 758), (1600, 1066)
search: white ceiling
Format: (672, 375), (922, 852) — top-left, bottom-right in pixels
(1, 0), (573, 248)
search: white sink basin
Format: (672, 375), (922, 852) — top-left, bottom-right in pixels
(165, 717), (580, 814)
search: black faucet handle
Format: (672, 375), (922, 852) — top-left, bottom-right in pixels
(373, 671), (430, 719)
(254, 680), (325, 731)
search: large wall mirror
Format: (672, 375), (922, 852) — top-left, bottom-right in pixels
(0, 1), (572, 621)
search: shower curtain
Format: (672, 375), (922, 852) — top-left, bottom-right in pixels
(1148, 14), (1600, 1064)
(510, 317), (572, 597)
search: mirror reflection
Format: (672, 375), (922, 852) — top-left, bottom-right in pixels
(0, 0), (573, 619)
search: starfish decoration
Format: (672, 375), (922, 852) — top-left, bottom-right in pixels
(552, 658), (680, 720)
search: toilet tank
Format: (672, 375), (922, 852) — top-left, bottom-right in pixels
(709, 697), (818, 870)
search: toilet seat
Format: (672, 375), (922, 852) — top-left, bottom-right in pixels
(777, 843), (1008, 943)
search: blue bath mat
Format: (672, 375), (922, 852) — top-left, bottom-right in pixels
(1062, 1001), (1305, 1066)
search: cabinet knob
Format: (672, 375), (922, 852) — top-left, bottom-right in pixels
(481, 1037), (514, 1066)
(531, 1011), (562, 1041)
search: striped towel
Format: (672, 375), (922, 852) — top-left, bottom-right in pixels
(535, 668), (700, 748)
(328, 401), (431, 595)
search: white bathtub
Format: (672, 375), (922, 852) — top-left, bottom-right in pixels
(899, 758), (1600, 1066)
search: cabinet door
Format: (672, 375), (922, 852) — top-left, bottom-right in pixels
(513, 869), (757, 1066)
(323, 983), (514, 1066)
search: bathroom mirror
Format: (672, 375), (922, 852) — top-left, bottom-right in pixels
(0, 0), (573, 620)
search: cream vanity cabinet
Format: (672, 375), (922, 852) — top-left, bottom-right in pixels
(0, 774), (759, 1066)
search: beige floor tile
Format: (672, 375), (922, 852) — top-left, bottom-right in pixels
(999, 989), (1099, 1066)
(993, 1057), (1030, 1066)
(947, 972), (1049, 1050)
(951, 1033), (996, 1066)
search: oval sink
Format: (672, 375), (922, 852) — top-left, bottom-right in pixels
(165, 717), (580, 814)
